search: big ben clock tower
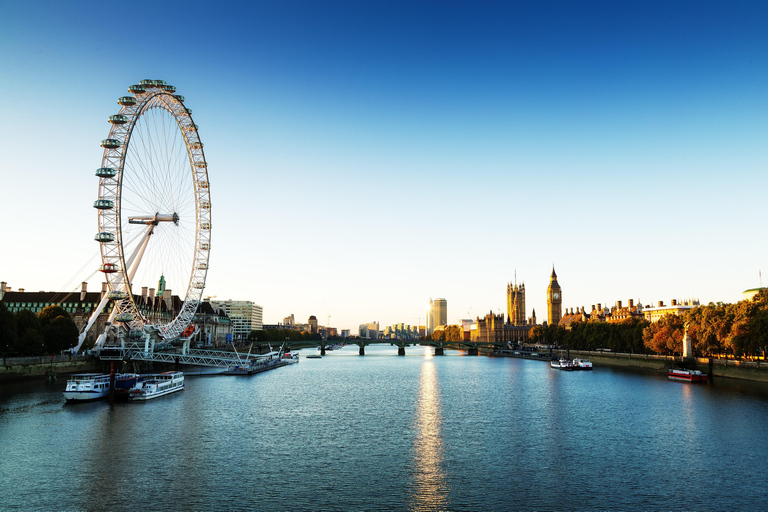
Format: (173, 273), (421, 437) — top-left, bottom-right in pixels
(547, 266), (562, 326)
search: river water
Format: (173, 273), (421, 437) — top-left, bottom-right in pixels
(1, 344), (767, 511)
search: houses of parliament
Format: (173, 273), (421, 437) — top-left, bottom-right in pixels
(473, 267), (562, 344)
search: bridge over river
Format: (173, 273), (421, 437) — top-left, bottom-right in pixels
(96, 338), (517, 368)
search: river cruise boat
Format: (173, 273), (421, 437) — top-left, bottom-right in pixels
(572, 358), (593, 370)
(550, 358), (573, 370)
(128, 371), (184, 401)
(64, 373), (139, 402)
(668, 368), (708, 382)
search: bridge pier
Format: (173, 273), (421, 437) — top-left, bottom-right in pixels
(434, 347), (444, 356)
(398, 346), (405, 356)
(320, 345), (326, 356)
(467, 348), (478, 356)
(359, 346), (365, 356)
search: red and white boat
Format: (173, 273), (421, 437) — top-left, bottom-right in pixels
(572, 358), (593, 370)
(668, 368), (707, 382)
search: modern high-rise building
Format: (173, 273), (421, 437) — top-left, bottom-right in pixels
(308, 315), (318, 334)
(209, 300), (263, 340)
(427, 298), (447, 334)
(546, 267), (562, 326)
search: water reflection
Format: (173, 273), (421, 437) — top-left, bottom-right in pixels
(409, 360), (448, 511)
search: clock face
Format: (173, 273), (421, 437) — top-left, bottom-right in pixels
(553, 292), (560, 299)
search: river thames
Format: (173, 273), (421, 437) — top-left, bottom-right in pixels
(2, 344), (768, 511)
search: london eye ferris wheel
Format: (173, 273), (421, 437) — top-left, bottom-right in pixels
(90, 79), (211, 345)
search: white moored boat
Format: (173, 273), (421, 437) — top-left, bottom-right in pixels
(572, 358), (593, 370)
(64, 373), (111, 402)
(64, 373), (138, 402)
(128, 371), (184, 401)
(282, 352), (300, 364)
(550, 358), (573, 370)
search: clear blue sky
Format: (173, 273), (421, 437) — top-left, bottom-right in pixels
(2, 1), (767, 332)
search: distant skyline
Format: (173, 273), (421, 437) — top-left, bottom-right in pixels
(2, 1), (767, 332)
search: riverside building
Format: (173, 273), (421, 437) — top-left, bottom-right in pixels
(427, 298), (447, 335)
(642, 299), (700, 323)
(1, 282), (232, 346)
(210, 300), (263, 341)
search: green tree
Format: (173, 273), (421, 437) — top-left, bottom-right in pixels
(38, 305), (78, 353)
(15, 309), (44, 356)
(528, 325), (545, 344)
(38, 305), (70, 325)
(0, 302), (18, 356)
(643, 314), (684, 355)
(444, 325), (463, 342)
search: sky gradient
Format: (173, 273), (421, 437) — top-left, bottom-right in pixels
(2, 1), (767, 332)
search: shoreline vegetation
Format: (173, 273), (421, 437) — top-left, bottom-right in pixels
(525, 289), (768, 363)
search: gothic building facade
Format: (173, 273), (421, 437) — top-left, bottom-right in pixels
(507, 282), (526, 326)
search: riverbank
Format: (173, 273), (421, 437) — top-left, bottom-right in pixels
(542, 349), (768, 383)
(1, 355), (100, 383)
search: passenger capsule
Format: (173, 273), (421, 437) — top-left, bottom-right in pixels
(200, 243), (210, 250)
(101, 139), (121, 149)
(174, 94), (185, 102)
(118, 96), (137, 106)
(109, 114), (129, 124)
(197, 180), (209, 188)
(128, 329), (144, 339)
(100, 263), (119, 274)
(95, 232), (116, 243)
(194, 161), (207, 168)
(186, 108), (192, 115)
(192, 282), (205, 289)
(139, 79), (167, 89)
(183, 124), (199, 131)
(115, 313), (134, 322)
(128, 84), (146, 94)
(190, 142), (203, 150)
(107, 290), (127, 300)
(163, 85), (176, 93)
(96, 167), (117, 178)
(93, 199), (114, 210)
(197, 263), (208, 270)
(200, 201), (210, 209)
(200, 222), (211, 230)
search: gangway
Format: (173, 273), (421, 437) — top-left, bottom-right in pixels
(99, 345), (277, 368)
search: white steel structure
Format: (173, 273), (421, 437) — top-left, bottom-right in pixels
(75, 79), (211, 352)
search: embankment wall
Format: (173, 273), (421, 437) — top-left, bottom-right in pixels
(561, 350), (768, 383)
(1, 355), (100, 383)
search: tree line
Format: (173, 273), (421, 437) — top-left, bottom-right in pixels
(529, 317), (648, 353)
(0, 303), (79, 356)
(426, 325), (463, 342)
(527, 289), (768, 359)
(248, 328), (323, 343)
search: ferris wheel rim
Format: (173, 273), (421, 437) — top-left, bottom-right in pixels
(95, 80), (211, 340)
